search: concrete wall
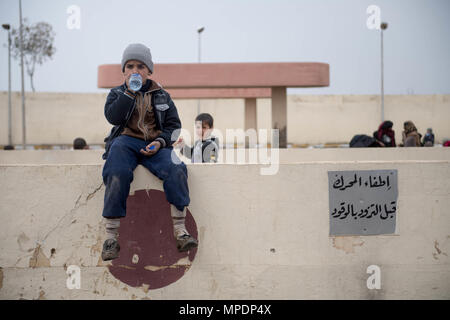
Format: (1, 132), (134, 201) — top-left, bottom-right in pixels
(1, 92), (449, 146)
(284, 94), (450, 145)
(0, 149), (449, 299)
(1, 147), (450, 165)
(0, 92), (111, 146)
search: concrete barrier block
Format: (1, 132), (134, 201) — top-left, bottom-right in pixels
(1, 159), (449, 299)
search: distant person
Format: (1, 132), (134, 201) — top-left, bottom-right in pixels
(443, 139), (450, 147)
(73, 137), (89, 150)
(174, 113), (219, 163)
(422, 128), (435, 147)
(3, 145), (14, 150)
(401, 121), (422, 147)
(373, 120), (396, 147)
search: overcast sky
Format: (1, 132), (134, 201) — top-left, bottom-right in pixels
(0, 0), (449, 94)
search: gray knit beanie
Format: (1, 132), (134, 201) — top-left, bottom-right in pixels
(121, 43), (154, 73)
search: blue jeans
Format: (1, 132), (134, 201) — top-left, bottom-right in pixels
(102, 135), (190, 218)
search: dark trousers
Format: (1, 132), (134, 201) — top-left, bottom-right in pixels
(102, 135), (190, 218)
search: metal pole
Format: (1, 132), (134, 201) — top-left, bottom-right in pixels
(19, 0), (26, 148)
(380, 28), (384, 123)
(198, 31), (201, 63)
(7, 29), (12, 146)
(197, 31), (200, 114)
(197, 28), (204, 115)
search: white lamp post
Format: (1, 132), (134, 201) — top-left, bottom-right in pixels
(19, 0), (26, 148)
(2, 24), (12, 146)
(197, 26), (204, 63)
(380, 22), (388, 122)
(197, 26), (204, 115)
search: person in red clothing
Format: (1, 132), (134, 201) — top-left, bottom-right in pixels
(443, 139), (450, 147)
(374, 120), (396, 147)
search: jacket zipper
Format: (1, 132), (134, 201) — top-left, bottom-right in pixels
(143, 88), (165, 130)
(123, 85), (161, 128)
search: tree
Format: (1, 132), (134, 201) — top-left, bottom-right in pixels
(10, 19), (56, 92)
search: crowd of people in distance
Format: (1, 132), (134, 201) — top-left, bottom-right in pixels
(350, 120), (448, 148)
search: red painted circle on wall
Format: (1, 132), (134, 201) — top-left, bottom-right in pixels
(108, 189), (198, 289)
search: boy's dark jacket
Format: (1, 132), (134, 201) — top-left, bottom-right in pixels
(102, 80), (181, 160)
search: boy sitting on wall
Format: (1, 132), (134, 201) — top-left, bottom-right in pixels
(101, 43), (198, 261)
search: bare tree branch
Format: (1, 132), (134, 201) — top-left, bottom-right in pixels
(10, 19), (56, 92)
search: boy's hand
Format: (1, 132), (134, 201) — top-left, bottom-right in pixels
(140, 141), (161, 156)
(125, 75), (135, 93)
(172, 137), (185, 148)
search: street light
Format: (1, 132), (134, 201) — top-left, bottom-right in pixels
(197, 26), (204, 63)
(2, 23), (12, 146)
(19, 0), (26, 148)
(197, 26), (204, 115)
(380, 22), (388, 122)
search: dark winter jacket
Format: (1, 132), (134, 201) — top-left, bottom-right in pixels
(349, 134), (382, 148)
(102, 80), (181, 160)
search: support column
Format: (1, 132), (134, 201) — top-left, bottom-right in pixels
(271, 87), (287, 148)
(244, 98), (257, 148)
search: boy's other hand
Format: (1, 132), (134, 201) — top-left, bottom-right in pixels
(172, 137), (185, 148)
(140, 141), (161, 156)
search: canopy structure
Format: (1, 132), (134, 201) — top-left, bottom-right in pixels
(98, 62), (329, 147)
